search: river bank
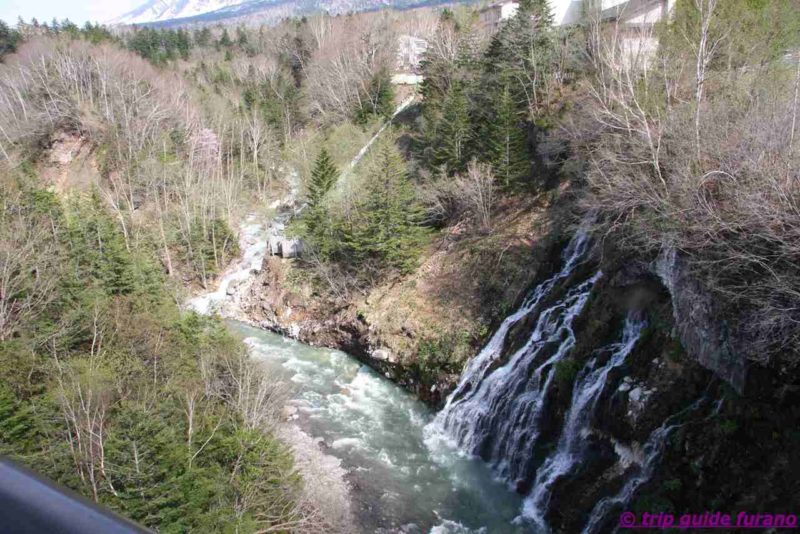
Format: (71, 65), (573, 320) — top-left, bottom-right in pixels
(185, 213), (357, 533)
(237, 190), (566, 407)
(186, 210), (531, 533)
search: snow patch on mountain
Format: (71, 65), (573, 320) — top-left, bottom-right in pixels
(112, 0), (244, 24)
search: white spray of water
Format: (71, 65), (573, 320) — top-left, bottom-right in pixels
(185, 215), (268, 315)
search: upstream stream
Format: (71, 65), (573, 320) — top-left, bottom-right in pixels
(186, 216), (528, 533)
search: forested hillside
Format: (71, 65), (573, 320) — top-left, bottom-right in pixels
(0, 12), (418, 532)
(1, 0), (800, 531)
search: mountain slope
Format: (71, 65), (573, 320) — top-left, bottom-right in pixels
(113, 0), (457, 26)
(113, 0), (249, 24)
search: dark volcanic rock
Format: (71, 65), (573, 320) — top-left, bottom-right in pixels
(655, 247), (748, 393)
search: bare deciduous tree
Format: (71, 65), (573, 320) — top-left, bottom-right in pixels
(0, 190), (59, 341)
(456, 160), (496, 232)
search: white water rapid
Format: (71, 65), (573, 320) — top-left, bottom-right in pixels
(185, 186), (526, 532)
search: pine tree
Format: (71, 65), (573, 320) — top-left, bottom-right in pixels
(0, 20), (20, 60)
(347, 142), (426, 272)
(485, 0), (555, 116)
(307, 148), (338, 209)
(66, 191), (136, 296)
(176, 29), (190, 60)
(218, 29), (232, 48)
(488, 85), (530, 186)
(236, 26), (248, 47)
(303, 148), (339, 256)
(433, 82), (472, 172)
(194, 27), (211, 47)
(519, 0), (554, 26)
(356, 71), (395, 123)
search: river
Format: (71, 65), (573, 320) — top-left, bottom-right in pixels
(186, 215), (529, 533)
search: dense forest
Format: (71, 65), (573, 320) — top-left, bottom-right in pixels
(1, 0), (799, 531)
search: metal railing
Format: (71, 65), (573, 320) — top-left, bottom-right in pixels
(0, 457), (150, 533)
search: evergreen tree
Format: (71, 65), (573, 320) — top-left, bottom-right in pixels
(0, 384), (39, 456)
(236, 26), (248, 47)
(194, 27), (211, 47)
(433, 82), (471, 172)
(218, 28), (232, 48)
(488, 85), (529, 186)
(66, 191), (136, 296)
(519, 0), (553, 26)
(355, 70), (395, 123)
(302, 148), (338, 256)
(0, 20), (20, 60)
(345, 142), (426, 272)
(484, 0), (555, 117)
(307, 148), (338, 209)
(61, 19), (79, 37)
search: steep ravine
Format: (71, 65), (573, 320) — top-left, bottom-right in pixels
(209, 123), (797, 532)
(187, 209), (531, 533)
(239, 215), (800, 532)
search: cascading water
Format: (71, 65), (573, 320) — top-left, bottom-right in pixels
(185, 214), (268, 316)
(425, 230), (601, 492)
(522, 315), (646, 530)
(580, 394), (713, 534)
(424, 228), (691, 533)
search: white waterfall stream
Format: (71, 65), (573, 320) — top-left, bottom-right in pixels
(185, 214), (268, 316)
(424, 227), (689, 533)
(580, 394), (712, 534)
(425, 229), (601, 491)
(523, 315), (646, 530)
(184, 212), (700, 533)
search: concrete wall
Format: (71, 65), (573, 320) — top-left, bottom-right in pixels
(549, 0), (672, 27)
(549, 0), (584, 26)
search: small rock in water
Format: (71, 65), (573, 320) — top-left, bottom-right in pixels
(629, 387), (643, 402)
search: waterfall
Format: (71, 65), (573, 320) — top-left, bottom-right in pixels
(185, 215), (268, 315)
(581, 394), (712, 534)
(522, 315), (646, 530)
(425, 229), (600, 491)
(580, 421), (675, 534)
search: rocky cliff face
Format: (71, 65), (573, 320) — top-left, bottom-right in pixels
(239, 193), (557, 406)
(655, 247), (749, 394)
(526, 243), (799, 532)
(239, 255), (461, 404)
